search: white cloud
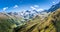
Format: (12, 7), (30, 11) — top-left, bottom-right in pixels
(13, 5), (18, 8)
(53, 2), (55, 4)
(30, 6), (36, 10)
(30, 5), (44, 12)
(34, 5), (39, 8)
(30, 5), (39, 10)
(37, 8), (44, 12)
(3, 7), (8, 11)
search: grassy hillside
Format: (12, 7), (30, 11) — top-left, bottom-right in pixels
(0, 8), (60, 32)
(49, 8), (60, 32)
(18, 8), (60, 32)
(0, 13), (25, 32)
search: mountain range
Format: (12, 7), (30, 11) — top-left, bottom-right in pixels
(7, 2), (60, 21)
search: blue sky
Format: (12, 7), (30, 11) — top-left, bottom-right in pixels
(0, 0), (60, 12)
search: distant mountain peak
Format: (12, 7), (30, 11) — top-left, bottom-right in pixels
(47, 2), (60, 12)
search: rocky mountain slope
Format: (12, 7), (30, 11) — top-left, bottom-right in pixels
(17, 8), (60, 32)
